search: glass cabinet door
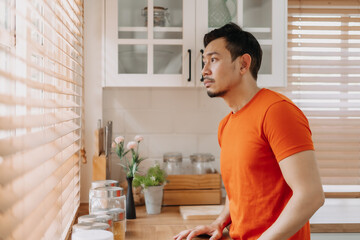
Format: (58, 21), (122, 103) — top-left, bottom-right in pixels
(105, 0), (195, 86)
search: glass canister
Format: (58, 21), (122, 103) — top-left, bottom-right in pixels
(89, 180), (120, 212)
(72, 229), (113, 240)
(190, 153), (216, 174)
(163, 152), (183, 175)
(141, 6), (169, 27)
(78, 214), (114, 232)
(89, 180), (119, 202)
(89, 187), (126, 214)
(107, 208), (126, 240)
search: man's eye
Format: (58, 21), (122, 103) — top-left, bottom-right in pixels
(211, 58), (216, 62)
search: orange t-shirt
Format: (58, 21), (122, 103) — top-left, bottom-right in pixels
(218, 89), (314, 240)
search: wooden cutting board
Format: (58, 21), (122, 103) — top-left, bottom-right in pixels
(179, 205), (224, 220)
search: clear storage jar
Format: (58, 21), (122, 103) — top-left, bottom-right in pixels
(141, 6), (169, 27)
(163, 152), (183, 175)
(78, 214), (114, 232)
(89, 180), (120, 212)
(107, 208), (126, 240)
(89, 187), (126, 214)
(190, 153), (216, 174)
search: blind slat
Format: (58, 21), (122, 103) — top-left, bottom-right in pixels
(0, 110), (80, 130)
(289, 0), (360, 7)
(0, 134), (80, 184)
(0, 94), (80, 108)
(0, 121), (79, 156)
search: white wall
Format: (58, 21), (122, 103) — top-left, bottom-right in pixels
(102, 87), (230, 183)
(82, 0), (104, 203)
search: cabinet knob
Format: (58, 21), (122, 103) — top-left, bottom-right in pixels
(188, 49), (191, 82)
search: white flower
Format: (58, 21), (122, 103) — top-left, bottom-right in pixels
(150, 176), (156, 181)
(126, 141), (137, 150)
(134, 135), (144, 142)
(111, 142), (116, 148)
(115, 136), (125, 144)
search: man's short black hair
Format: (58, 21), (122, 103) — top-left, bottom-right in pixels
(204, 22), (262, 80)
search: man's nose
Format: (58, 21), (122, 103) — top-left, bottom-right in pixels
(201, 62), (210, 77)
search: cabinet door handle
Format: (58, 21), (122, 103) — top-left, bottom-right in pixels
(188, 49), (191, 82)
(200, 49), (204, 82)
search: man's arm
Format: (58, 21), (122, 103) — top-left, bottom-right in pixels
(258, 150), (325, 240)
(173, 196), (231, 240)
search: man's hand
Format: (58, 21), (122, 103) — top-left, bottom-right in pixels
(173, 223), (223, 240)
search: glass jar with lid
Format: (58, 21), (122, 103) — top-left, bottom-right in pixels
(163, 152), (183, 175)
(108, 208), (126, 240)
(78, 214), (114, 232)
(89, 180), (119, 210)
(190, 153), (216, 174)
(89, 187), (126, 214)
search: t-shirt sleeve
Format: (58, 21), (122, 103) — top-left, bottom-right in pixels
(263, 100), (314, 162)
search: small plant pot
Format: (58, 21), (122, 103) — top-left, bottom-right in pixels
(143, 185), (164, 214)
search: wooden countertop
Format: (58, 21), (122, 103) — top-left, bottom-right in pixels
(75, 197), (360, 239)
(76, 204), (230, 240)
(125, 205), (231, 240)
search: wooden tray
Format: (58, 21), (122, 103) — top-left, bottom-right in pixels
(163, 173), (222, 206)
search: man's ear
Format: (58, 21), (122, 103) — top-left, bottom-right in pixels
(240, 53), (252, 73)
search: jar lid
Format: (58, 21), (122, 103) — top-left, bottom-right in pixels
(92, 186), (124, 198)
(107, 208), (125, 221)
(78, 214), (113, 226)
(91, 180), (119, 189)
(72, 222), (110, 231)
(72, 229), (113, 240)
(190, 153), (215, 162)
(163, 152), (183, 162)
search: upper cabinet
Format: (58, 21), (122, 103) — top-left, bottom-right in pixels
(104, 0), (287, 87)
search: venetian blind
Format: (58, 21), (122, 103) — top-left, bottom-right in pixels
(0, 0), (84, 239)
(282, 0), (360, 184)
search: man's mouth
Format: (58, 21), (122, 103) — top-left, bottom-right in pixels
(203, 78), (215, 88)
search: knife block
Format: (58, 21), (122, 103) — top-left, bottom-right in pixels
(163, 172), (222, 205)
(92, 128), (106, 180)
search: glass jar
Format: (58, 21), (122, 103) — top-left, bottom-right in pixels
(163, 152), (183, 175)
(72, 222), (111, 233)
(89, 180), (120, 210)
(107, 208), (126, 240)
(89, 187), (126, 214)
(78, 214), (113, 232)
(72, 229), (113, 240)
(141, 6), (169, 27)
(190, 153), (216, 174)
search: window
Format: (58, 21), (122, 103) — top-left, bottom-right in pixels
(281, 0), (360, 184)
(0, 0), (84, 239)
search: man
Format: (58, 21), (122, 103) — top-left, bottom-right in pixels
(174, 23), (324, 240)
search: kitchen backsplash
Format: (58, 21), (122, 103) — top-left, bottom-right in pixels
(102, 87), (230, 179)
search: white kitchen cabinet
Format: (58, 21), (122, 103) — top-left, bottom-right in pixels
(104, 0), (287, 87)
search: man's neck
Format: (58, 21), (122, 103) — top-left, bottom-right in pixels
(223, 80), (261, 113)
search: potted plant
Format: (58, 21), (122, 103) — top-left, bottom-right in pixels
(133, 163), (167, 214)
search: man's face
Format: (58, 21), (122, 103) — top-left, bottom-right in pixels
(202, 38), (241, 98)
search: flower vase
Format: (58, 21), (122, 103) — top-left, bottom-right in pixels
(126, 177), (136, 219)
